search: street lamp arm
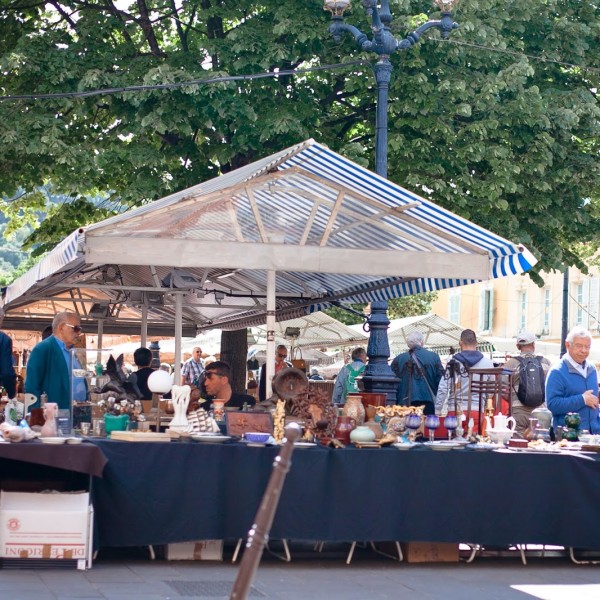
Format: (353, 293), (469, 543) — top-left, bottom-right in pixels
(328, 19), (370, 49)
(397, 15), (459, 50)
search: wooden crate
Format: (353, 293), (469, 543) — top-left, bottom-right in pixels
(401, 542), (459, 563)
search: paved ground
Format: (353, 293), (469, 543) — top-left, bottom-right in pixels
(1, 545), (600, 600)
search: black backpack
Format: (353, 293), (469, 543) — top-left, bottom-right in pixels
(514, 356), (545, 407)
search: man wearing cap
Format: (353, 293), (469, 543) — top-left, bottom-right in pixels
(503, 331), (551, 438)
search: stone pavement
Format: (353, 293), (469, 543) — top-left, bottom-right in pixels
(1, 545), (600, 600)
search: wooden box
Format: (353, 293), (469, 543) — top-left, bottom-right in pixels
(401, 542), (459, 563)
(165, 540), (223, 561)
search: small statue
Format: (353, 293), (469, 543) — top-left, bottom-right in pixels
(40, 402), (59, 437)
(169, 385), (192, 433)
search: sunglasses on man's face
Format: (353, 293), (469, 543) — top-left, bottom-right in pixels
(64, 323), (83, 334)
(277, 353), (287, 358)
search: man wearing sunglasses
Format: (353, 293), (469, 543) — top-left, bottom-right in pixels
(201, 361), (256, 411)
(25, 312), (86, 410)
(258, 344), (292, 403)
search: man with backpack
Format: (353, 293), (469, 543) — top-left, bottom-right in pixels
(332, 347), (367, 405)
(503, 330), (551, 438)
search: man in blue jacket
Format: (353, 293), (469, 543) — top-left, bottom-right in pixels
(546, 326), (600, 435)
(25, 312), (85, 410)
(392, 331), (443, 415)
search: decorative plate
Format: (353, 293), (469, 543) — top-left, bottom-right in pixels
(465, 442), (497, 451)
(392, 442), (417, 450)
(190, 434), (231, 444)
(424, 441), (460, 451)
(294, 441), (317, 448)
(40, 437), (67, 445)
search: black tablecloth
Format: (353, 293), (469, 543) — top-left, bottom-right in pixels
(0, 440), (107, 477)
(90, 440), (600, 550)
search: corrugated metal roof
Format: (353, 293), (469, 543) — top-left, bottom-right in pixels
(1, 139), (536, 334)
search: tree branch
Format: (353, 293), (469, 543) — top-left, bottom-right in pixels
(136, 0), (166, 57)
(168, 0), (188, 52)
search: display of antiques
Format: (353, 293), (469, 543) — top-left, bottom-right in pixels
(272, 367), (337, 441)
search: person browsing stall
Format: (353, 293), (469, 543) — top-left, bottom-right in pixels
(391, 330), (443, 415)
(25, 311), (87, 409)
(203, 361), (256, 411)
(332, 347), (367, 405)
(434, 329), (493, 425)
(258, 344), (292, 402)
(180, 346), (204, 386)
(503, 330), (551, 438)
(546, 326), (600, 434)
(0, 328), (17, 399)
(133, 347), (154, 400)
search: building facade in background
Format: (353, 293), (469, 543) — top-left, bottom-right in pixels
(431, 267), (600, 344)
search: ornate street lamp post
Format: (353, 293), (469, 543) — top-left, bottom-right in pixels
(323, 0), (459, 179)
(323, 0), (459, 401)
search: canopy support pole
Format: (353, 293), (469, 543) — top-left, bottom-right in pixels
(141, 305), (148, 348)
(265, 270), (276, 399)
(96, 319), (104, 364)
(174, 293), (183, 383)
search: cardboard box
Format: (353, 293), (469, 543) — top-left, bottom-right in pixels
(165, 540), (223, 561)
(401, 542), (459, 563)
(0, 491), (92, 568)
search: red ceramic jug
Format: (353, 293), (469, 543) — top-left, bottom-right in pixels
(334, 415), (356, 445)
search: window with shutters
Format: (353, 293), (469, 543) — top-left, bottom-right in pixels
(449, 290), (460, 324)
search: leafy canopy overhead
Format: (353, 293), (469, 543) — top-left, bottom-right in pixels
(0, 0), (598, 278)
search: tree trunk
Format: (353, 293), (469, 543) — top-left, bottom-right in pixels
(220, 329), (248, 394)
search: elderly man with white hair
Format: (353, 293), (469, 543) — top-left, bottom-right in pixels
(546, 326), (600, 435)
(391, 330), (443, 415)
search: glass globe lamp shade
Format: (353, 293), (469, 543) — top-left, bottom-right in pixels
(323, 0), (351, 17)
(148, 369), (173, 395)
(434, 0), (458, 11)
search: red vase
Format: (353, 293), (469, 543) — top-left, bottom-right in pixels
(334, 416), (356, 445)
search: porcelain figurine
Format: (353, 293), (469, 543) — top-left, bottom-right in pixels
(169, 385), (192, 433)
(40, 402), (59, 437)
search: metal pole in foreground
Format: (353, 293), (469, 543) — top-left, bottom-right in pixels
(230, 423), (302, 600)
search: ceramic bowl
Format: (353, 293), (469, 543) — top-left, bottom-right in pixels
(245, 432), (270, 444)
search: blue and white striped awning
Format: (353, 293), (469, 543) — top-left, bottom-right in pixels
(1, 139), (536, 333)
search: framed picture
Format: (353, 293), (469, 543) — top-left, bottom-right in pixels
(225, 411), (273, 437)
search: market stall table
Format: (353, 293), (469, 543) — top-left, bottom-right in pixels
(0, 440), (108, 479)
(88, 440), (600, 551)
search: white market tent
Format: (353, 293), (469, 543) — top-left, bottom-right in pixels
(1, 139), (537, 383)
(107, 311), (366, 362)
(386, 314), (494, 355)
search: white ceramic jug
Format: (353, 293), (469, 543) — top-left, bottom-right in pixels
(485, 412), (516, 432)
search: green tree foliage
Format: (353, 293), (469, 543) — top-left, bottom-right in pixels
(0, 0), (598, 281)
(324, 292), (438, 325)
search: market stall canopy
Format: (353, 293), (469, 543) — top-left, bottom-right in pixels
(106, 312), (364, 361)
(350, 314), (494, 356)
(251, 311), (368, 351)
(1, 139), (537, 334)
